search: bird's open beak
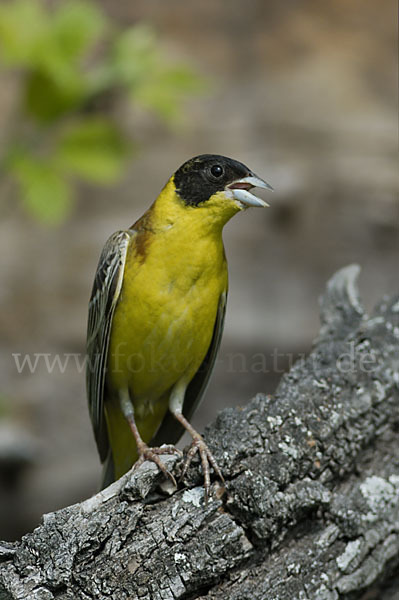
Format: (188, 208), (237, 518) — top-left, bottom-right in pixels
(228, 175), (273, 208)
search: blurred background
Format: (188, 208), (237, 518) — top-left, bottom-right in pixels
(0, 0), (397, 540)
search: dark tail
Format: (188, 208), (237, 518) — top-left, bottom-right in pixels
(101, 449), (115, 489)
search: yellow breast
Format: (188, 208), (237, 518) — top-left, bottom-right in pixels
(107, 179), (229, 413)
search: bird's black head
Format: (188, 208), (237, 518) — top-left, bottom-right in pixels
(173, 154), (252, 207)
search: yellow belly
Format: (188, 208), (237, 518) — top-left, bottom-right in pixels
(105, 222), (227, 477)
(108, 263), (222, 407)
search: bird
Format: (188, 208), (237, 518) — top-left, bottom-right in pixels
(86, 154), (273, 499)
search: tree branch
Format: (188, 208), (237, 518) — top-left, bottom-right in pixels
(1, 265), (398, 600)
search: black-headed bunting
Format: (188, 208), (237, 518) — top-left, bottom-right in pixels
(86, 154), (273, 500)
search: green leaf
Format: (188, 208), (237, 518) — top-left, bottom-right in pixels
(57, 119), (130, 183)
(25, 70), (83, 121)
(0, 0), (105, 68)
(111, 24), (204, 122)
(50, 1), (106, 62)
(133, 66), (204, 121)
(111, 25), (158, 86)
(10, 154), (73, 224)
(31, 1), (105, 91)
(0, 0), (105, 113)
(0, 0), (48, 66)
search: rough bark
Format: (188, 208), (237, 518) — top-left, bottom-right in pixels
(0, 265), (398, 600)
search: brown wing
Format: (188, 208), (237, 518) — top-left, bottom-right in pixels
(150, 291), (227, 447)
(86, 230), (133, 461)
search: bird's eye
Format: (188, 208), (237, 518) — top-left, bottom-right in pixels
(210, 164), (224, 178)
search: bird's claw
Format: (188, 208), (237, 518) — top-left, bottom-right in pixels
(134, 444), (181, 487)
(180, 434), (224, 502)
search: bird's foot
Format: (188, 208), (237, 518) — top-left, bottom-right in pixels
(134, 443), (182, 487)
(181, 433), (224, 502)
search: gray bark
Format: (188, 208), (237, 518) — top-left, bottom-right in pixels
(0, 265), (398, 600)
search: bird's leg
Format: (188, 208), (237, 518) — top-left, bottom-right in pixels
(169, 383), (224, 502)
(119, 391), (181, 486)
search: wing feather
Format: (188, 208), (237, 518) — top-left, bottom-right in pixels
(86, 230), (132, 461)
